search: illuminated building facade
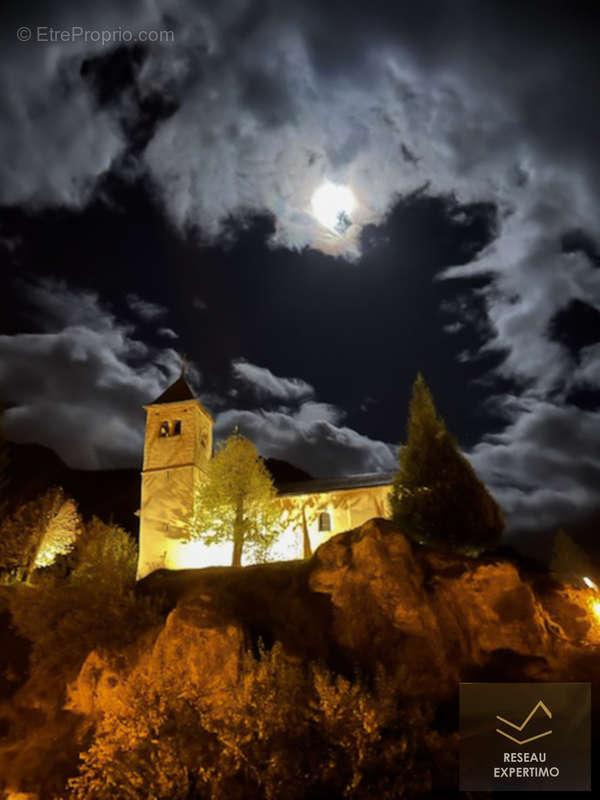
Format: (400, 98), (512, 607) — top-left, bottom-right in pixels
(137, 375), (393, 579)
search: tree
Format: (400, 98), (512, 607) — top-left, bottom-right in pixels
(184, 432), (282, 566)
(9, 517), (162, 708)
(550, 529), (594, 586)
(389, 373), (504, 554)
(0, 487), (81, 581)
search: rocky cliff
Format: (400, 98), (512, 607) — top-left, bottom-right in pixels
(118, 518), (599, 695)
(2, 519), (600, 799)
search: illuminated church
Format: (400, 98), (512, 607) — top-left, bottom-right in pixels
(137, 373), (394, 579)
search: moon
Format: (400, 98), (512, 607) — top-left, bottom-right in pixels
(311, 181), (357, 234)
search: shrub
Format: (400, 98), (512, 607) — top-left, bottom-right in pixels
(9, 518), (163, 707)
(67, 644), (450, 800)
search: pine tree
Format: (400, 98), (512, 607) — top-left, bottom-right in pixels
(389, 373), (504, 554)
(549, 529), (593, 586)
(184, 431), (282, 566)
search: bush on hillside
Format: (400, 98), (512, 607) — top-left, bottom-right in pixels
(9, 517), (163, 707)
(67, 643), (453, 800)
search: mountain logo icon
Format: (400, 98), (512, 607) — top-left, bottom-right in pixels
(495, 700), (553, 745)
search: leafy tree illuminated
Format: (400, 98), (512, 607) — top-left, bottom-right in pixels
(389, 373), (504, 554)
(185, 431), (282, 566)
(0, 487), (81, 581)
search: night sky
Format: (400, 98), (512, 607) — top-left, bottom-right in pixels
(1, 0), (599, 536)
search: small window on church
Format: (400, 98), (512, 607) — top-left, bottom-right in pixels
(159, 421), (170, 437)
(318, 512), (332, 532)
(172, 420), (182, 436)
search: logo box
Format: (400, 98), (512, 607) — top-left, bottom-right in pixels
(459, 682), (591, 792)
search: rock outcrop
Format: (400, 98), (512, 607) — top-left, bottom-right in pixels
(69, 519), (600, 715)
(3, 519), (600, 799)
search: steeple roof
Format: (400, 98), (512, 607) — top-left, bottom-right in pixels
(151, 374), (196, 405)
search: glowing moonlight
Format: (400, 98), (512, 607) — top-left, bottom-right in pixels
(311, 181), (357, 234)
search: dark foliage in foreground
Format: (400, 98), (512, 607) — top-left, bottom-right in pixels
(67, 644), (455, 800)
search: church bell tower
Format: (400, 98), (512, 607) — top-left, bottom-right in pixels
(137, 371), (213, 579)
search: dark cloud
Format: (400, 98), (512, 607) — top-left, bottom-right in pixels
(231, 359), (314, 404)
(1, 0), (599, 533)
(0, 280), (396, 477)
(214, 360), (398, 476)
(560, 229), (600, 268)
(549, 299), (600, 361)
(0, 281), (180, 468)
(214, 408), (397, 478)
(217, 360), (397, 475)
(157, 327), (179, 340)
(126, 293), (168, 321)
(2, 2), (599, 243)
(471, 398), (600, 531)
